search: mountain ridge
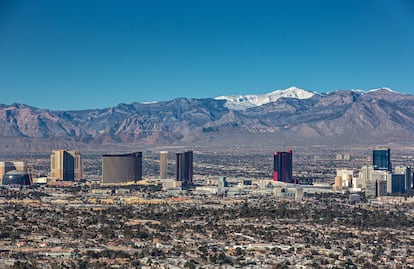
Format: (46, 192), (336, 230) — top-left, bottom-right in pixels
(1, 87), (414, 150)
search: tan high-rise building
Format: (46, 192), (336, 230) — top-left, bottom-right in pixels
(0, 161), (27, 182)
(160, 151), (168, 179)
(50, 150), (82, 181)
(334, 176), (343, 191)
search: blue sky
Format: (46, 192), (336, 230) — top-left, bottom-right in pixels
(1, 0), (414, 110)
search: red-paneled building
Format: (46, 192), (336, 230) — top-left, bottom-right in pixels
(273, 150), (294, 183)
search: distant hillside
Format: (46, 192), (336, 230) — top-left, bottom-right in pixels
(1, 87), (414, 151)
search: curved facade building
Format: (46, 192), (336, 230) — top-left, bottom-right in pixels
(0, 161), (27, 182)
(2, 170), (31, 185)
(102, 152), (142, 183)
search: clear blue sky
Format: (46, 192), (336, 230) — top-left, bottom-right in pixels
(1, 0), (413, 110)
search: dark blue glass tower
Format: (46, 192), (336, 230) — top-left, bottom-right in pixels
(373, 148), (391, 172)
(175, 150), (193, 186)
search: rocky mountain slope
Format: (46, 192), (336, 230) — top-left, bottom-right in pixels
(1, 88), (414, 149)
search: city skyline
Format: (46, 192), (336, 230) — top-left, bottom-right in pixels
(1, 1), (413, 110)
(5, 146), (413, 193)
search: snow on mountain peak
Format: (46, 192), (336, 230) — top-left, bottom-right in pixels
(215, 87), (316, 110)
(367, 87), (395, 93)
(346, 87), (396, 96)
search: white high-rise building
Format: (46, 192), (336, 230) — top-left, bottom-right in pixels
(356, 165), (374, 190)
(336, 169), (356, 188)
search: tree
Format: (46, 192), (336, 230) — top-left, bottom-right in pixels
(184, 259), (196, 269)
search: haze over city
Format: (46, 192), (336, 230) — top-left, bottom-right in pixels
(1, 0), (414, 110)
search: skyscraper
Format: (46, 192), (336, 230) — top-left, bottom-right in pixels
(175, 153), (182, 181)
(50, 150), (82, 181)
(273, 150), (293, 183)
(160, 151), (168, 179)
(394, 165), (413, 191)
(175, 150), (193, 186)
(373, 148), (391, 172)
(102, 152), (142, 183)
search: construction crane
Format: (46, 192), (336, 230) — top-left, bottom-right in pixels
(27, 153), (34, 185)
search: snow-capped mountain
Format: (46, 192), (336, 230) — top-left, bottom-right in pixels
(367, 87), (395, 93)
(2, 86), (414, 150)
(215, 86), (316, 110)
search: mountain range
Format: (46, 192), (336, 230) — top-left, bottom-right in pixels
(1, 87), (414, 151)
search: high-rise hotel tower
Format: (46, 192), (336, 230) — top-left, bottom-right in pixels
(175, 150), (193, 186)
(102, 152), (142, 183)
(273, 150), (293, 183)
(160, 151), (168, 179)
(373, 148), (392, 172)
(50, 150), (82, 181)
